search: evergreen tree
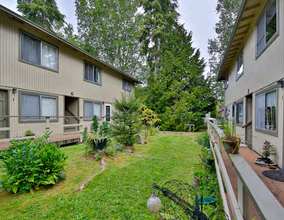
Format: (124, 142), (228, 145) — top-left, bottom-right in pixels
(75, 0), (148, 81)
(145, 25), (215, 131)
(111, 93), (141, 146)
(207, 0), (242, 108)
(140, 0), (179, 74)
(17, 0), (66, 33)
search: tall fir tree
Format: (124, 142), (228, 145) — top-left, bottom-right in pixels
(140, 0), (180, 74)
(75, 0), (148, 81)
(145, 24), (216, 131)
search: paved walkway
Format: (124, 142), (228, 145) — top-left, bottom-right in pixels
(215, 133), (284, 220)
(0, 133), (80, 151)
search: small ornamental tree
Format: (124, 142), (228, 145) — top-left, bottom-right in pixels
(111, 93), (141, 146)
(138, 104), (160, 138)
(0, 132), (67, 194)
(261, 140), (276, 159)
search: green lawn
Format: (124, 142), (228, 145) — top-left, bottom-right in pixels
(0, 133), (210, 219)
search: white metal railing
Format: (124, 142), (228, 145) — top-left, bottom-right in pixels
(0, 115), (84, 142)
(206, 119), (284, 220)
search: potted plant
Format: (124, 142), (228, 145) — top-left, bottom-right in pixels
(25, 129), (35, 136)
(221, 112), (240, 154)
(89, 115), (108, 151)
(206, 150), (214, 165)
(255, 140), (276, 165)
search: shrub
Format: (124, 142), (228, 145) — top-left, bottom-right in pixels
(90, 115), (99, 133)
(0, 132), (68, 194)
(197, 133), (210, 148)
(111, 93), (141, 146)
(99, 121), (112, 137)
(82, 127), (88, 142)
(25, 129), (35, 136)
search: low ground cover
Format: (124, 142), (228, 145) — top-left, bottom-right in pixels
(0, 133), (221, 219)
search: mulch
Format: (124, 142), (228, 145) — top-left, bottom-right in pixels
(262, 170), (284, 182)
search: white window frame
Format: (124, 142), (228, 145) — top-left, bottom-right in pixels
(255, 88), (277, 134)
(20, 32), (59, 71)
(123, 79), (131, 91)
(236, 49), (244, 80)
(104, 103), (111, 122)
(84, 61), (101, 85)
(20, 92), (58, 122)
(83, 101), (102, 121)
(256, 0), (278, 56)
(236, 101), (243, 125)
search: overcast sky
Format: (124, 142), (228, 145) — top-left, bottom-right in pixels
(0, 0), (219, 73)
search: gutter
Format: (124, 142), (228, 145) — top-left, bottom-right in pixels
(0, 4), (141, 84)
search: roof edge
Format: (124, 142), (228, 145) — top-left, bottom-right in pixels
(0, 4), (141, 84)
(217, 0), (249, 81)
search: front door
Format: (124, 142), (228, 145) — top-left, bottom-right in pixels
(245, 94), (252, 148)
(0, 90), (8, 139)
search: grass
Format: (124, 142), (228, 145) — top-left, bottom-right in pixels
(0, 133), (212, 219)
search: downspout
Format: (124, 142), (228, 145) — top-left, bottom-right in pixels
(282, 87), (284, 168)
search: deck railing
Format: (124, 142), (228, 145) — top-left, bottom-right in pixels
(0, 115), (85, 142)
(206, 119), (284, 220)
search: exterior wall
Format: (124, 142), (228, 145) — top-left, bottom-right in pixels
(223, 0), (284, 167)
(0, 11), (134, 138)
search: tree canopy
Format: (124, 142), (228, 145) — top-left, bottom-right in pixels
(75, 0), (148, 81)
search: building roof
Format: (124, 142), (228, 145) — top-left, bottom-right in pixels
(217, 0), (263, 81)
(0, 4), (141, 83)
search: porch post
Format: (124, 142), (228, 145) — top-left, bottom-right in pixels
(238, 176), (249, 220)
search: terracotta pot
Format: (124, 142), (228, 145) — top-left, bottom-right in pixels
(125, 145), (133, 153)
(222, 138), (240, 154)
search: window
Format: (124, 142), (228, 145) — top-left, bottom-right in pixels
(20, 93), (57, 122)
(236, 101), (243, 124)
(123, 79), (131, 91)
(84, 62), (101, 84)
(105, 104), (111, 122)
(236, 49), (244, 79)
(256, 89), (277, 131)
(257, 0), (278, 55)
(232, 104), (235, 118)
(21, 32), (58, 71)
(84, 101), (101, 120)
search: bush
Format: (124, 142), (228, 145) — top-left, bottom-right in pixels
(99, 121), (112, 137)
(197, 133), (210, 148)
(90, 115), (99, 133)
(0, 132), (68, 194)
(111, 93), (141, 146)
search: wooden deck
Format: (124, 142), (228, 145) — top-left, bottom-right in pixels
(216, 136), (284, 220)
(0, 133), (81, 151)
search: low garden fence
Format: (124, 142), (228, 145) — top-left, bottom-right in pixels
(206, 119), (284, 220)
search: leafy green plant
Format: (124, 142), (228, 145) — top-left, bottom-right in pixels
(90, 115), (99, 133)
(197, 133), (210, 148)
(99, 121), (112, 137)
(96, 152), (103, 161)
(0, 132), (67, 194)
(111, 93), (141, 146)
(25, 129), (35, 136)
(82, 127), (88, 142)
